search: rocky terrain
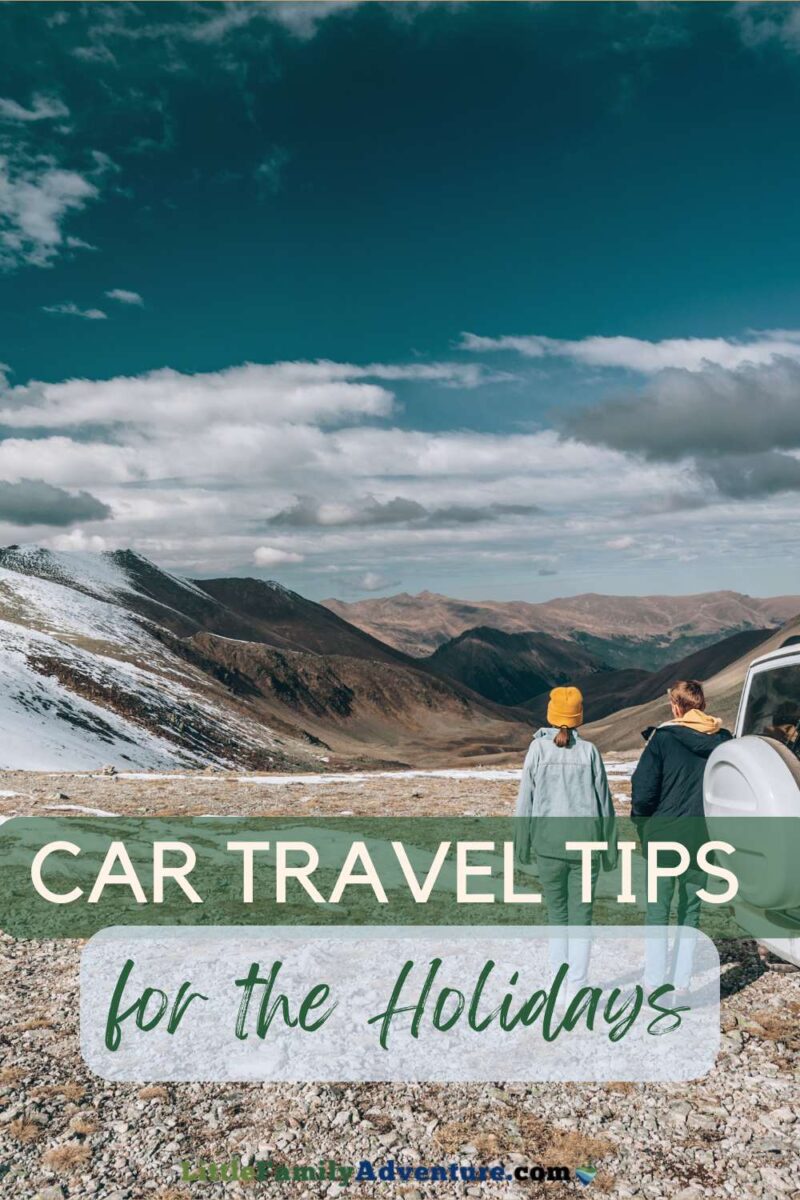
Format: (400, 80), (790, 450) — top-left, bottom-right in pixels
(0, 768), (798, 1200)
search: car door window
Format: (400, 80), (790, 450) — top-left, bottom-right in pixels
(742, 663), (800, 755)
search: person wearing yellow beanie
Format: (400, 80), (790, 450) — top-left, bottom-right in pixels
(546, 685), (584, 740)
(515, 684), (617, 992)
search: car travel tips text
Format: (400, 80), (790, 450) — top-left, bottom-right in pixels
(29, 834), (739, 909)
(27, 834), (732, 1057)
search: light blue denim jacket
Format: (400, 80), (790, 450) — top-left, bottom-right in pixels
(514, 727), (618, 868)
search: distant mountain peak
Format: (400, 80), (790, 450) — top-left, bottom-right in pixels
(324, 587), (800, 660)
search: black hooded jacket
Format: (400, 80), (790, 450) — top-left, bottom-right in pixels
(631, 721), (732, 826)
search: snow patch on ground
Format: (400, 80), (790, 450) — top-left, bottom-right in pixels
(45, 803), (116, 817)
(243, 768), (526, 785)
(116, 767), (527, 784)
(606, 760), (638, 778)
(115, 758), (639, 786)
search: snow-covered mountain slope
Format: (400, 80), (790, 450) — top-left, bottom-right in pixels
(0, 546), (531, 771)
(0, 621), (196, 771)
(0, 554), (317, 771)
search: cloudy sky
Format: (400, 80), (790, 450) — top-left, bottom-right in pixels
(2, 2), (800, 600)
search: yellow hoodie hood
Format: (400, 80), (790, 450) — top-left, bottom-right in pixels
(662, 708), (722, 735)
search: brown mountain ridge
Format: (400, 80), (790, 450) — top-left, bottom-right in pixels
(324, 588), (800, 667)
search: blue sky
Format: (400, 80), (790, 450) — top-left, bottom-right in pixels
(2, 2), (800, 600)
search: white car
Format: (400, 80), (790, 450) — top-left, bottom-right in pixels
(704, 641), (800, 966)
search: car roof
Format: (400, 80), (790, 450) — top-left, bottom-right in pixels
(749, 642), (800, 670)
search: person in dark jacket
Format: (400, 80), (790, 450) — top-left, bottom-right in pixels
(632, 679), (732, 994)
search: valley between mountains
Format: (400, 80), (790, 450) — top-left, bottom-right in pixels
(1, 544), (797, 771)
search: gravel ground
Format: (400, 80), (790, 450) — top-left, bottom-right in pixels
(0, 765), (798, 1200)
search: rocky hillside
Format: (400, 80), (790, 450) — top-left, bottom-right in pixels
(189, 632), (529, 765)
(0, 546), (531, 771)
(423, 625), (606, 707)
(326, 588), (800, 667)
(195, 575), (408, 663)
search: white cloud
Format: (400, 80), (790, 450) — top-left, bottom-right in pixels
(355, 361), (503, 389)
(83, 0), (362, 50)
(0, 155), (99, 270)
(0, 436), (135, 486)
(358, 571), (392, 592)
(460, 329), (800, 373)
(735, 3), (800, 54)
(0, 360), (490, 432)
(72, 0), (363, 65)
(263, 2), (362, 40)
(0, 358), (683, 521)
(1, 352), (791, 581)
(253, 545), (305, 566)
(66, 235), (98, 251)
(43, 302), (107, 320)
(605, 535), (636, 551)
(105, 288), (144, 307)
(48, 529), (109, 554)
(0, 93), (70, 123)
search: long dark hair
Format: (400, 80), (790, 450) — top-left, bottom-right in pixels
(553, 724), (572, 749)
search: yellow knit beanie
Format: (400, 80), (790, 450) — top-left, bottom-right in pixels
(547, 685), (584, 729)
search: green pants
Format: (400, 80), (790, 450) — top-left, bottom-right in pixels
(537, 855), (599, 926)
(645, 867), (704, 929)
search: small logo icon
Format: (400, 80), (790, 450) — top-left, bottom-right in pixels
(575, 1164), (597, 1187)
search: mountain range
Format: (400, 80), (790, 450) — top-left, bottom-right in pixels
(584, 615), (800, 751)
(1, 545), (797, 770)
(420, 622), (777, 723)
(521, 626), (775, 725)
(325, 589), (800, 666)
(0, 546), (530, 771)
